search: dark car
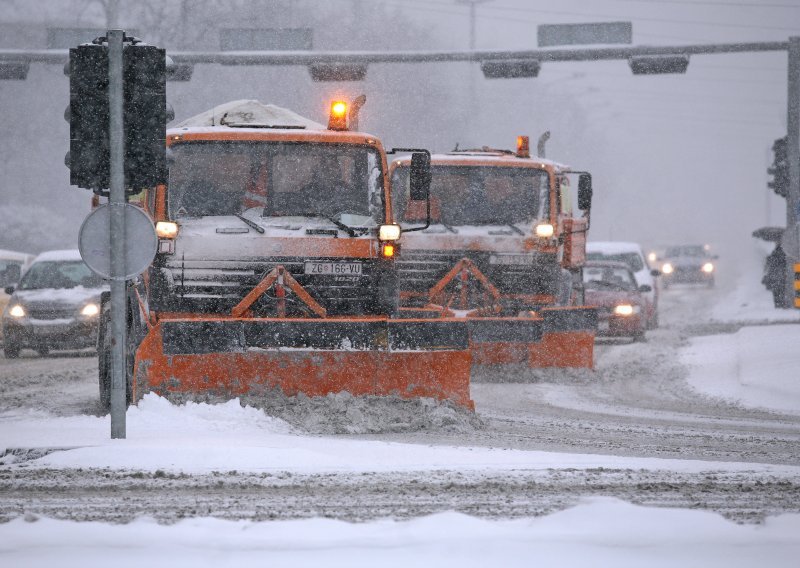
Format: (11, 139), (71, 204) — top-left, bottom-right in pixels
(583, 261), (650, 341)
(2, 250), (107, 358)
(659, 245), (716, 288)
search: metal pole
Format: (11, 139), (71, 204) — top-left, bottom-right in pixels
(785, 37), (800, 308)
(108, 29), (127, 438)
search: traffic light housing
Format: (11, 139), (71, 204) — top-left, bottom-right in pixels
(768, 136), (789, 198)
(123, 44), (167, 191)
(68, 44), (110, 190)
(67, 38), (167, 193)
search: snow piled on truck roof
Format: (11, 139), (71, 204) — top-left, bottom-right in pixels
(174, 100), (325, 130)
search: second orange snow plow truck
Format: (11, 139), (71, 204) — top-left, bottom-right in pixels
(99, 100), (473, 409)
(390, 137), (596, 369)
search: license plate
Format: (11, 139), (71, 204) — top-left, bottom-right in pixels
(304, 262), (362, 275)
(489, 254), (533, 265)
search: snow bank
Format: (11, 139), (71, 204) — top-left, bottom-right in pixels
(1, 499), (797, 568)
(2, 394), (798, 475)
(683, 325), (800, 415)
(711, 240), (800, 324)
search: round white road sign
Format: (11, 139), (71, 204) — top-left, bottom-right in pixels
(79, 203), (158, 280)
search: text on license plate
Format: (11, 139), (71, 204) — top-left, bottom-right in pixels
(304, 262), (362, 275)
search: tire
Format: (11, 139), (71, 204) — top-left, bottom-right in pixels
(3, 342), (20, 359)
(36, 346), (49, 357)
(633, 331), (647, 343)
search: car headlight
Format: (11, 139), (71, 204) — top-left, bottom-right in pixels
(8, 304), (25, 318)
(702, 262), (714, 273)
(80, 303), (100, 317)
(614, 304), (640, 316)
(662, 262), (674, 274)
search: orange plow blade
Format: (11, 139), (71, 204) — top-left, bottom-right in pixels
(466, 308), (596, 369)
(133, 317), (474, 409)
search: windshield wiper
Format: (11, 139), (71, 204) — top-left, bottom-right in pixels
(587, 280), (628, 290)
(296, 212), (357, 237)
(505, 223), (524, 235)
(234, 213), (265, 234)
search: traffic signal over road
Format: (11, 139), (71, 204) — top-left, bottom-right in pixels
(66, 38), (167, 193)
(768, 136), (789, 198)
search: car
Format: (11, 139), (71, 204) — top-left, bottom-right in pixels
(659, 244), (717, 288)
(0, 249), (36, 341)
(583, 261), (649, 341)
(1, 250), (107, 358)
(586, 241), (660, 329)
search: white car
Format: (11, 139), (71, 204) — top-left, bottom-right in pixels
(586, 241), (660, 329)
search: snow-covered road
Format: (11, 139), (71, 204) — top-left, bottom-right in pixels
(1, 271), (800, 564)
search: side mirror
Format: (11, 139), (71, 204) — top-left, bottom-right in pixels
(650, 269), (661, 277)
(639, 284), (652, 293)
(4, 285), (15, 295)
(409, 152), (431, 202)
(578, 173), (592, 211)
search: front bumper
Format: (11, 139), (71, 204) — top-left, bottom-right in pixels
(596, 313), (644, 337)
(663, 267), (713, 284)
(3, 317), (99, 350)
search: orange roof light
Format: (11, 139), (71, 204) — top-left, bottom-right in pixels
(381, 242), (395, 258)
(516, 135), (530, 158)
(328, 100), (348, 131)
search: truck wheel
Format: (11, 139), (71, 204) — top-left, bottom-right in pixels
(3, 342), (20, 359)
(36, 346), (50, 357)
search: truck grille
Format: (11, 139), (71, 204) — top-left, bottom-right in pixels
(397, 250), (560, 298)
(155, 257), (390, 316)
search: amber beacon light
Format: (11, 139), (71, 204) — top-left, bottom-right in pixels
(328, 100), (348, 131)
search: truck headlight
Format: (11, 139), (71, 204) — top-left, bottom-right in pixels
(534, 223), (554, 238)
(378, 224), (401, 241)
(8, 304), (25, 318)
(702, 262), (714, 273)
(81, 303), (100, 317)
(614, 304), (640, 316)
(155, 221), (179, 239)
(662, 262), (674, 274)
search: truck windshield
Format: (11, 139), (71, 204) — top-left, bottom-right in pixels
(392, 165), (547, 226)
(168, 141), (384, 225)
(18, 261), (104, 290)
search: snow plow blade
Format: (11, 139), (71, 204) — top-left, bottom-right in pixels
(528, 307), (597, 369)
(132, 317), (474, 409)
(468, 317), (544, 366)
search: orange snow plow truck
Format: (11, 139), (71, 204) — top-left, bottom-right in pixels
(99, 100), (473, 409)
(390, 137), (596, 369)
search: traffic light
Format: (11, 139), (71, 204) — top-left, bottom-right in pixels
(123, 44), (167, 191)
(68, 44), (110, 190)
(768, 136), (789, 198)
(66, 38), (167, 193)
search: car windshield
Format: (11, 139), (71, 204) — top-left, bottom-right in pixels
(583, 265), (637, 291)
(392, 165), (548, 226)
(168, 141), (384, 226)
(586, 252), (644, 272)
(18, 261), (105, 290)
(665, 245), (707, 257)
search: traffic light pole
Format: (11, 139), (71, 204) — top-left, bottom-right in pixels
(108, 29), (127, 439)
(786, 37), (800, 308)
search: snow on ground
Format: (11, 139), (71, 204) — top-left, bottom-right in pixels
(683, 324), (800, 416)
(3, 395), (796, 475)
(1, 499), (798, 568)
(711, 240), (800, 324)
